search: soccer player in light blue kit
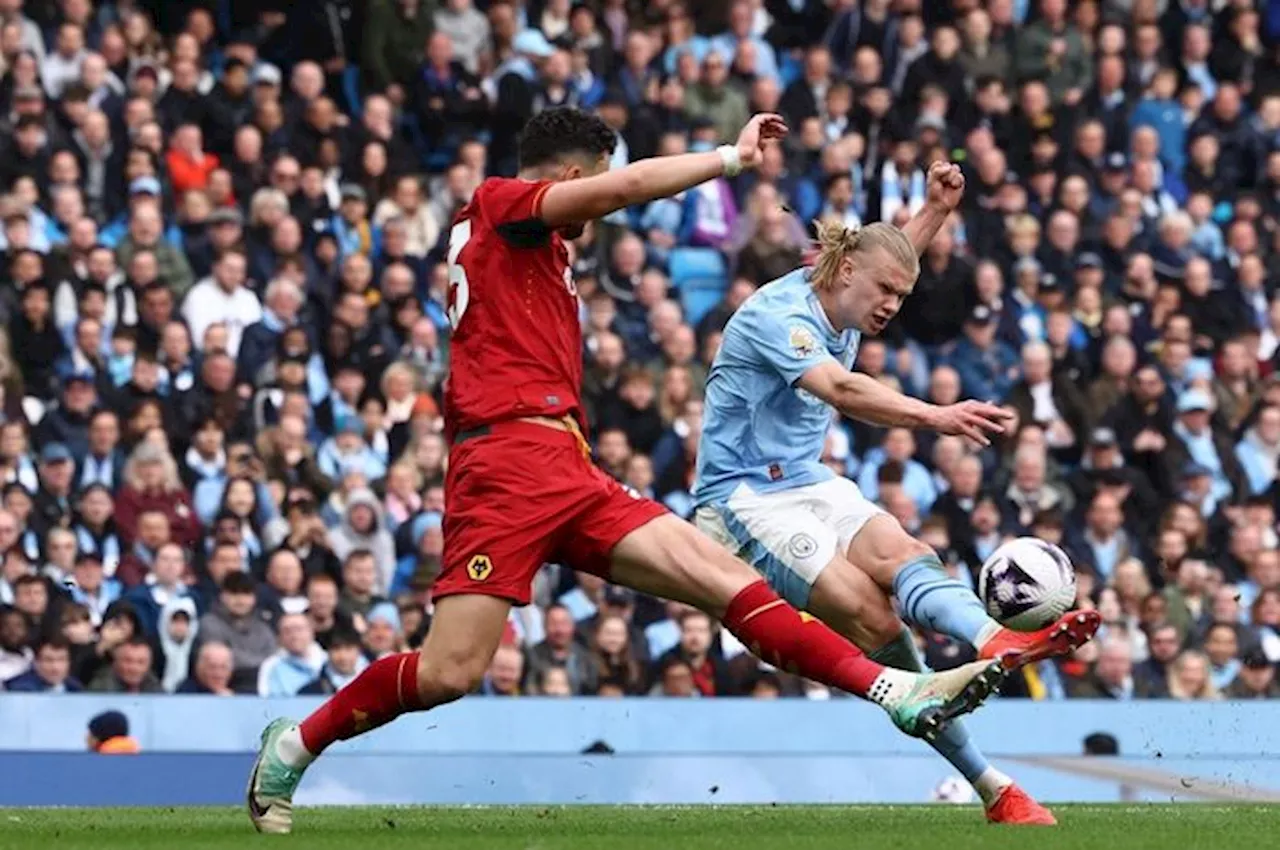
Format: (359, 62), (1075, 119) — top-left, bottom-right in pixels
(694, 162), (1101, 825)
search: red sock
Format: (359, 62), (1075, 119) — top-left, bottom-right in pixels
(722, 581), (884, 697)
(299, 651), (422, 754)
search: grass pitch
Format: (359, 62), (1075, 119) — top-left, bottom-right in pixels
(0, 804), (1275, 849)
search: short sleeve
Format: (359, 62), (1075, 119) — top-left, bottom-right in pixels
(736, 305), (836, 386)
(478, 178), (554, 248)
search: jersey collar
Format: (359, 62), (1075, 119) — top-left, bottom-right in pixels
(803, 275), (840, 340)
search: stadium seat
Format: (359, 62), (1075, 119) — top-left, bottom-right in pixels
(669, 248), (727, 325)
(681, 287), (723, 327)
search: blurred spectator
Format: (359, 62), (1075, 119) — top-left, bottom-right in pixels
(1224, 649), (1280, 699)
(197, 572), (275, 693)
(528, 603), (596, 696)
(155, 596), (198, 693)
(176, 641), (235, 696)
(589, 613), (644, 695)
(1067, 638), (1133, 700)
(257, 612), (325, 697)
(87, 634), (161, 693)
(300, 626), (367, 695)
(479, 643), (523, 696)
(0, 606), (31, 679)
(328, 489), (395, 595)
(4, 636), (79, 692)
(1167, 649), (1221, 701)
(656, 610), (732, 697)
(86, 709), (139, 754)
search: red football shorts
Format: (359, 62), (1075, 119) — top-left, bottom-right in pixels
(436, 421), (668, 606)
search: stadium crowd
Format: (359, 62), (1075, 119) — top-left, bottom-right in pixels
(0, 0), (1277, 703)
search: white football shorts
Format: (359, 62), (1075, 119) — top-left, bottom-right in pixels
(694, 477), (886, 609)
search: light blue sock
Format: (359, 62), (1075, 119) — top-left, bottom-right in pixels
(893, 553), (997, 648)
(868, 628), (993, 786)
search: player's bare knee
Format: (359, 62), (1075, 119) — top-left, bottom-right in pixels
(810, 558), (899, 651)
(416, 652), (485, 703)
(849, 520), (936, 587)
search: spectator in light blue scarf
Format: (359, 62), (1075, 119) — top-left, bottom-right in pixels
(257, 612), (326, 697)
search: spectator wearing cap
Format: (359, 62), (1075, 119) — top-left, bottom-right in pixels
(86, 710), (139, 754)
(35, 370), (96, 460)
(31, 441), (75, 536)
(945, 304), (1018, 403)
(1172, 387), (1246, 508)
(1068, 426), (1159, 521)
(181, 248), (261, 358)
(4, 636), (80, 692)
(66, 548), (120, 625)
(363, 601), (405, 659)
(391, 509), (441, 596)
(486, 28), (557, 175)
(331, 183), (379, 260)
(1224, 649), (1280, 699)
(98, 176), (164, 249)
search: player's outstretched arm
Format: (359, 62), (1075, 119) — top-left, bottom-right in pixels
(900, 161), (965, 258)
(539, 114), (788, 228)
(797, 361), (1012, 446)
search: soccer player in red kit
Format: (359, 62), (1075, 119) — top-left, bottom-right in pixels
(246, 109), (1006, 834)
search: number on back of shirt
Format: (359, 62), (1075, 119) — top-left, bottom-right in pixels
(446, 219), (472, 331)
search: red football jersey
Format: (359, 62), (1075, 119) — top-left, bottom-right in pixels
(443, 177), (584, 438)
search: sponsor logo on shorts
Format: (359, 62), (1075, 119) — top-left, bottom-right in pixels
(788, 533), (818, 560)
(768, 463), (784, 481)
(789, 326), (817, 357)
(466, 554), (493, 581)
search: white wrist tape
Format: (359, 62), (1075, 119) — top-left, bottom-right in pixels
(717, 145), (743, 178)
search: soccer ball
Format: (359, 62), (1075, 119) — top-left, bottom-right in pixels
(977, 538), (1077, 631)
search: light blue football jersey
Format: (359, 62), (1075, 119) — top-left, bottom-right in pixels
(694, 268), (860, 506)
